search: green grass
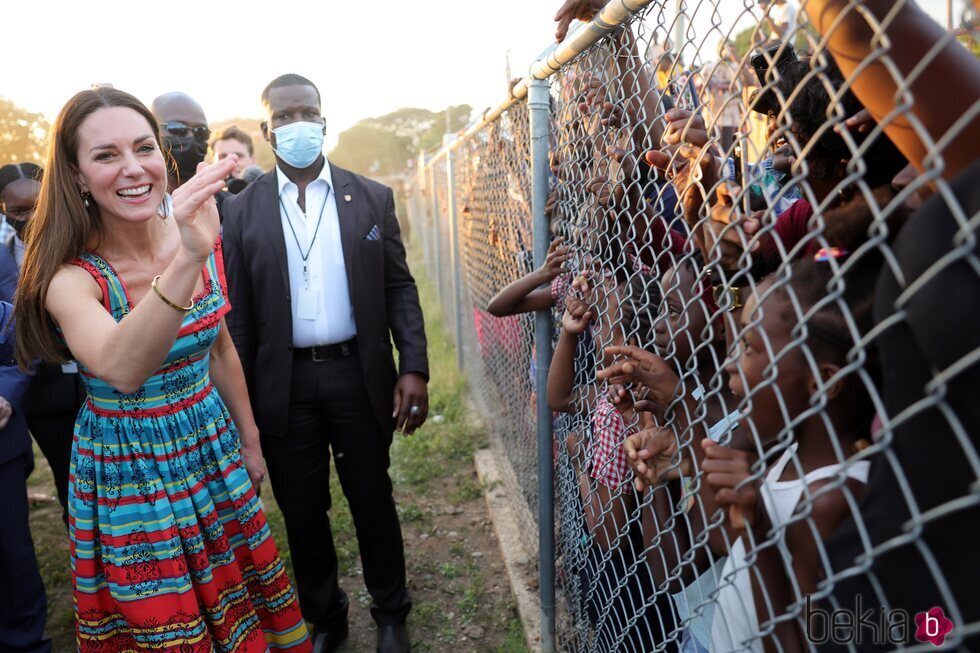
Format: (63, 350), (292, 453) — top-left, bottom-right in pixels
(449, 477), (486, 503)
(439, 562), (459, 579)
(397, 502), (427, 524)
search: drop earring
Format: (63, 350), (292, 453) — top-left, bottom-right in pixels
(80, 190), (91, 207)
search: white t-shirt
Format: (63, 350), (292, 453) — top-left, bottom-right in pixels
(670, 387), (742, 650)
(709, 444), (870, 653)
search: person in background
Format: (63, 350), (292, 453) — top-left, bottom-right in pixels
(211, 125), (256, 179)
(211, 125), (262, 194)
(759, 0), (798, 44)
(0, 300), (49, 653)
(706, 40), (748, 153)
(0, 163), (83, 527)
(150, 92), (211, 192)
(0, 239), (16, 304)
(223, 73), (428, 653)
(0, 163), (40, 268)
(152, 92), (236, 220)
(656, 53), (675, 91)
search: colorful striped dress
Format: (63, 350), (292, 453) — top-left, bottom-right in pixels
(67, 243), (311, 653)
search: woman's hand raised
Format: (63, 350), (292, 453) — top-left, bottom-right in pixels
(171, 157), (237, 263)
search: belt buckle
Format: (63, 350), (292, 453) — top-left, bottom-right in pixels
(311, 346), (330, 363)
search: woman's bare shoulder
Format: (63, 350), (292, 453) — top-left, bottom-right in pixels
(47, 262), (103, 305)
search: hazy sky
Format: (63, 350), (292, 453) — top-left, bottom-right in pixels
(2, 0), (957, 148)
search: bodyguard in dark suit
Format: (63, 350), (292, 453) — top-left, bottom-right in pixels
(0, 301), (51, 653)
(223, 74), (428, 653)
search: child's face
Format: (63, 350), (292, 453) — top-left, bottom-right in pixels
(654, 264), (709, 364)
(725, 280), (811, 445)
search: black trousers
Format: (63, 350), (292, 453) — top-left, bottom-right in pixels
(0, 452), (51, 653)
(24, 365), (84, 528)
(263, 351), (410, 630)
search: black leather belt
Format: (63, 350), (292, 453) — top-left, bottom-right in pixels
(294, 338), (358, 362)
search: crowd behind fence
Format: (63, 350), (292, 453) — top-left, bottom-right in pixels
(407, 1), (980, 651)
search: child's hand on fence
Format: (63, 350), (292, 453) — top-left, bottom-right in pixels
(562, 295), (593, 335)
(585, 162), (623, 209)
(598, 345), (681, 407)
(605, 145), (648, 211)
(643, 109), (724, 228)
(607, 382), (658, 416)
(661, 109), (711, 149)
(607, 383), (632, 412)
(571, 270), (598, 303)
(541, 237), (569, 279)
(703, 182), (765, 269)
(701, 438), (761, 531)
(577, 75), (609, 141)
(646, 147), (720, 232)
(624, 426), (687, 491)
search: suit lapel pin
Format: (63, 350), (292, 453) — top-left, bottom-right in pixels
(344, 194), (352, 203)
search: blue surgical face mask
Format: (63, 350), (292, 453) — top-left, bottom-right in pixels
(271, 121), (324, 169)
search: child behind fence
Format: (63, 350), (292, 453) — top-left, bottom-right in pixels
(547, 265), (691, 651)
(702, 191), (913, 651)
(602, 252), (742, 653)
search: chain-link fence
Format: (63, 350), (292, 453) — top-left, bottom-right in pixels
(408, 1), (980, 651)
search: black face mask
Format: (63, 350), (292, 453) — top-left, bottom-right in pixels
(163, 135), (208, 185)
(4, 216), (26, 239)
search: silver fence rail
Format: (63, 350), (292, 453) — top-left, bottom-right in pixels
(407, 1), (980, 651)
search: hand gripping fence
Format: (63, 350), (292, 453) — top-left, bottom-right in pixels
(407, 1), (980, 651)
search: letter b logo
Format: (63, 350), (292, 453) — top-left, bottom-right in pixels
(915, 607), (953, 647)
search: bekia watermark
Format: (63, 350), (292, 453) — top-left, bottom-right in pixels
(806, 595), (954, 647)
(915, 607), (954, 647)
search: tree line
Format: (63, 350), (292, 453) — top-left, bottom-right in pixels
(0, 96), (471, 180)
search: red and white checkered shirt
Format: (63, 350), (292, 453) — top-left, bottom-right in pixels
(589, 394), (635, 493)
(550, 272), (573, 303)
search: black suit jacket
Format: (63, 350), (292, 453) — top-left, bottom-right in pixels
(221, 162), (428, 438)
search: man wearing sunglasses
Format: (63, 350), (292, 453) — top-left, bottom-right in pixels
(151, 92), (213, 192)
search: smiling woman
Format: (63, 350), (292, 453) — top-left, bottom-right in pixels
(78, 111), (167, 219)
(12, 87), (312, 653)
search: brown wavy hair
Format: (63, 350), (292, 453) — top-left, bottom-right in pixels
(14, 87), (163, 370)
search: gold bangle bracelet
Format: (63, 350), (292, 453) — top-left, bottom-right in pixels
(151, 275), (195, 312)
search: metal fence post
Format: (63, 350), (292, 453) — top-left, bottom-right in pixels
(446, 140), (465, 371)
(528, 76), (555, 653)
(416, 153), (427, 271)
(429, 164), (442, 301)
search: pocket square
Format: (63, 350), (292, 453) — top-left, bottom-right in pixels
(364, 225), (381, 241)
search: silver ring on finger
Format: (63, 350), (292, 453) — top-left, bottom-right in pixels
(410, 405), (421, 416)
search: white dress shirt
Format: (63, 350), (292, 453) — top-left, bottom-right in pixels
(276, 162), (357, 347)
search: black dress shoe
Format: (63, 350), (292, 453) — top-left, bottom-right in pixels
(376, 623), (410, 653)
(311, 622), (349, 653)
